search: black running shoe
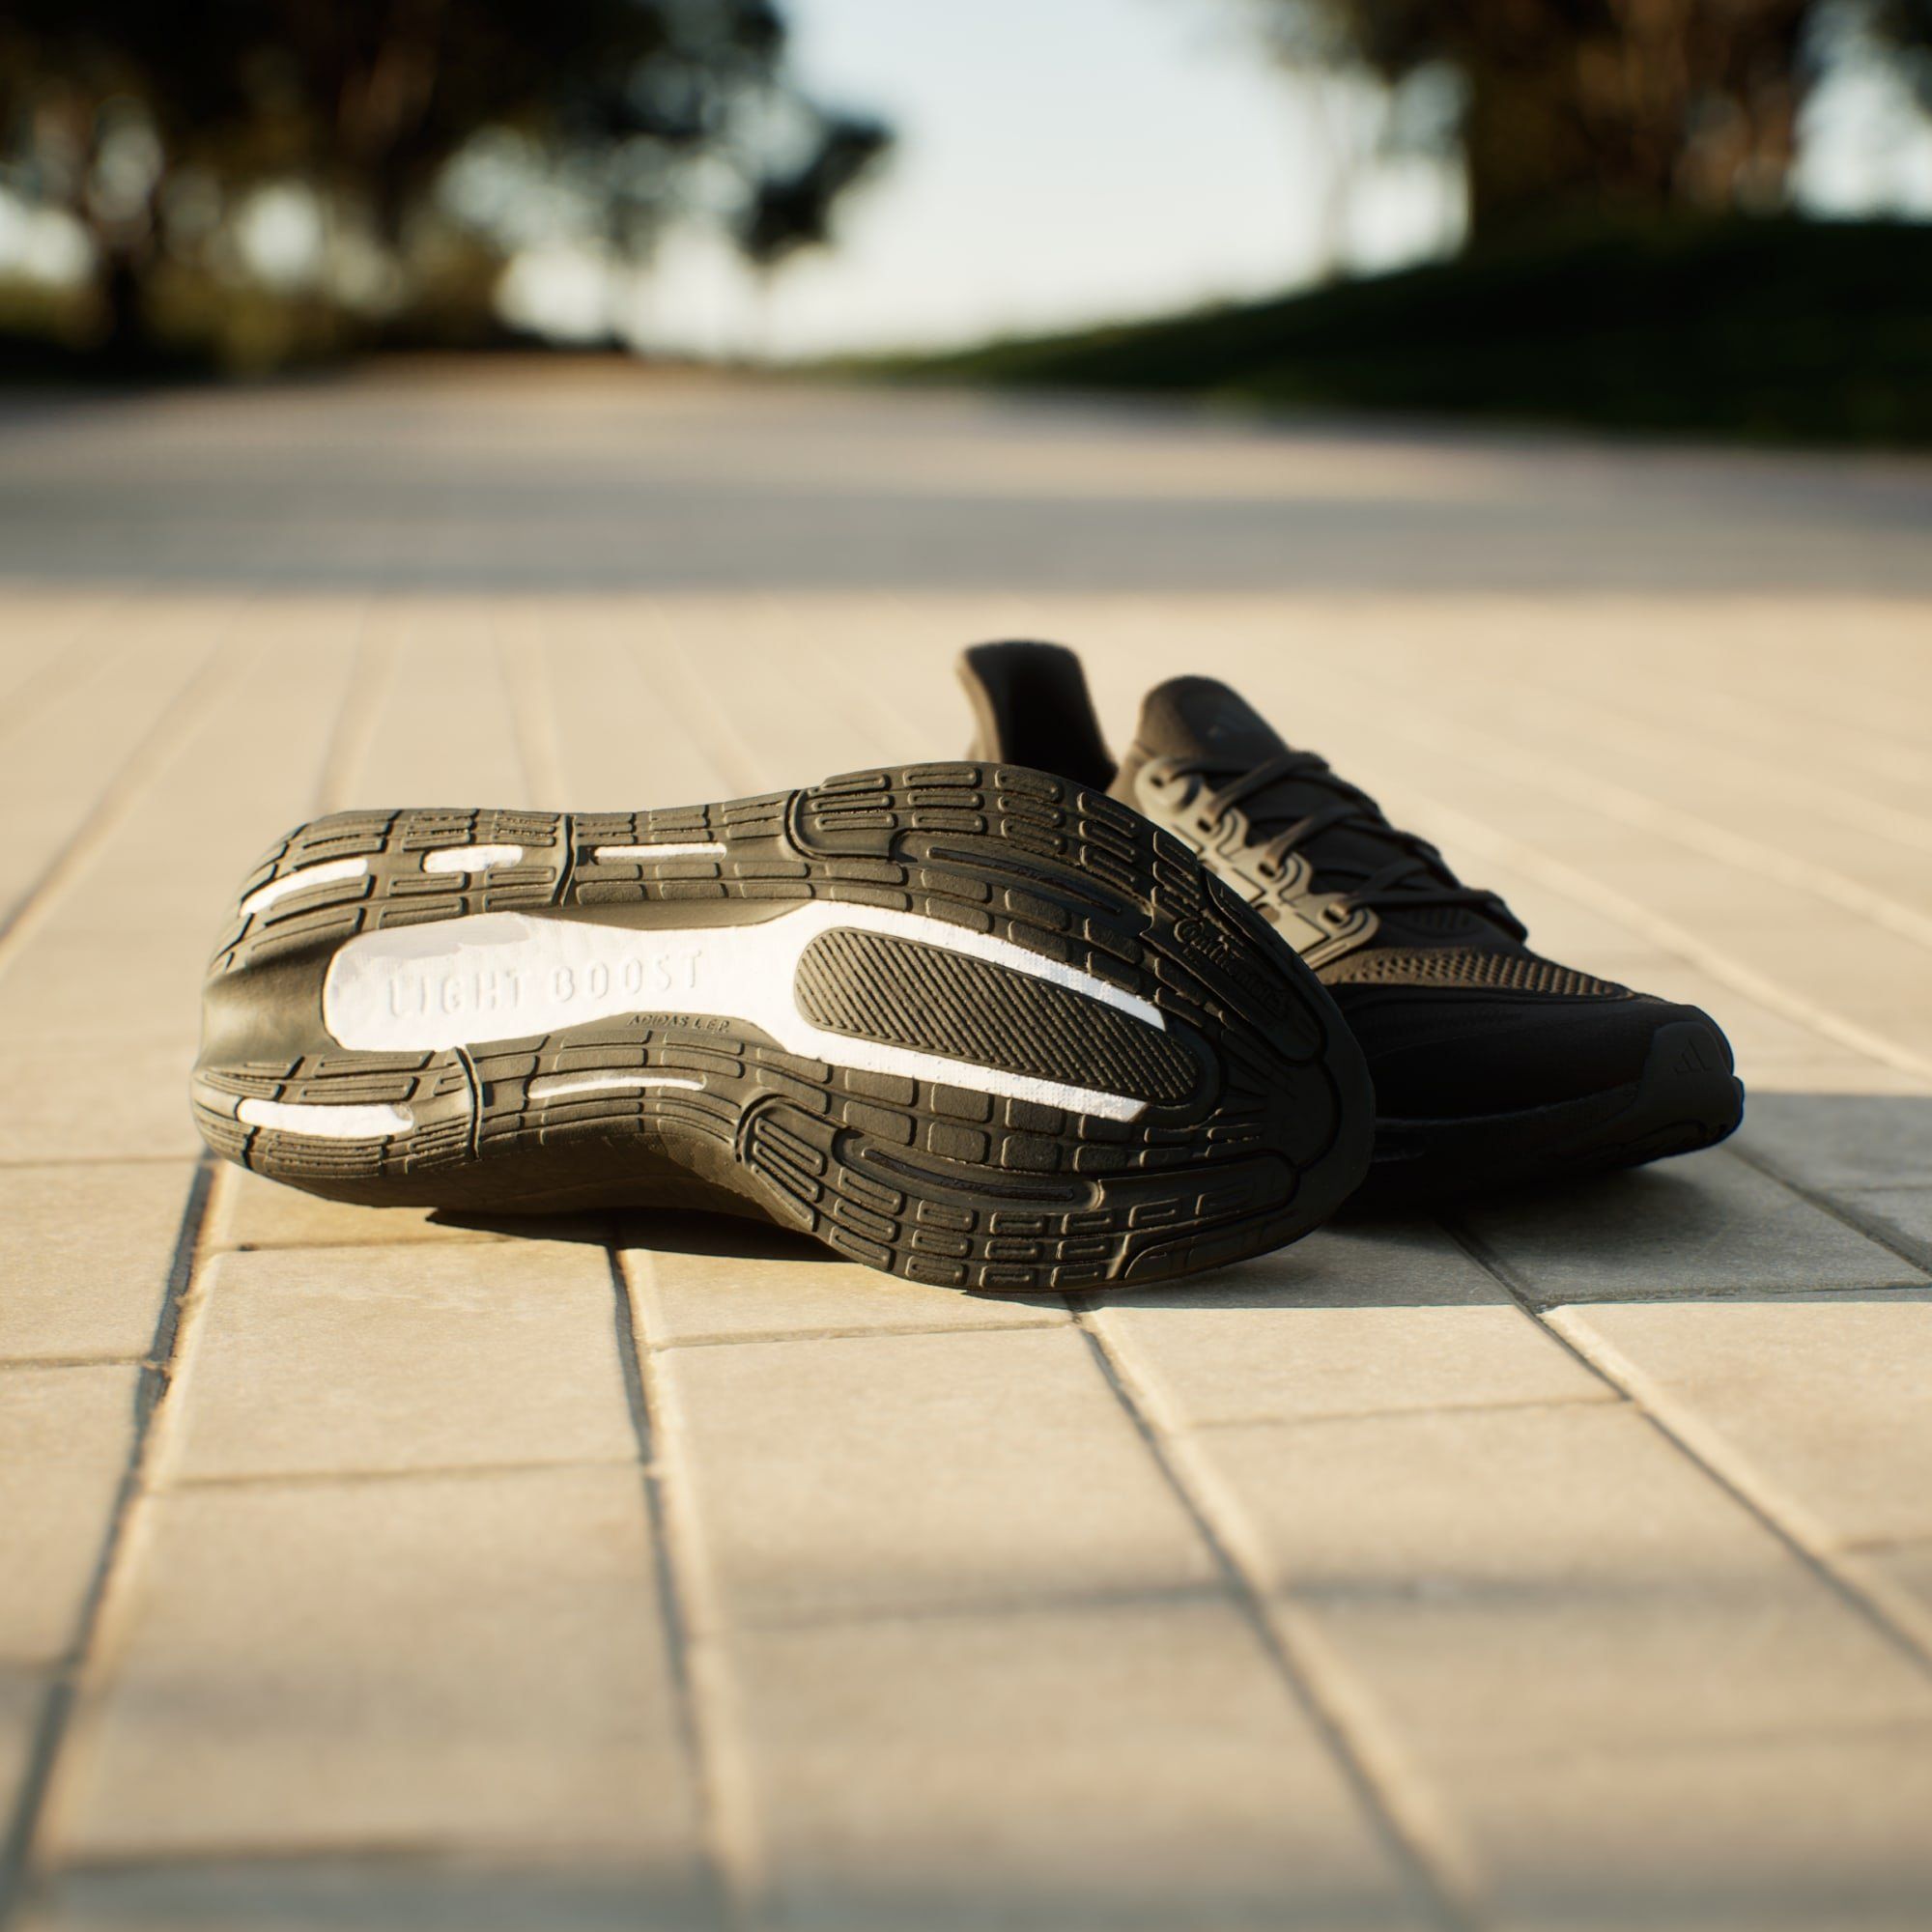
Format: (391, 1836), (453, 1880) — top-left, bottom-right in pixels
(192, 764), (1373, 1289)
(959, 643), (1745, 1206)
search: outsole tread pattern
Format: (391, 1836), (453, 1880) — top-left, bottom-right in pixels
(793, 926), (1197, 1105)
(195, 764), (1372, 1291)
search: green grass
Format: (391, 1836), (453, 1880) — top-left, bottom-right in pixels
(874, 216), (1932, 447)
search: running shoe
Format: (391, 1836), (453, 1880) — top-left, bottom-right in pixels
(192, 763), (1373, 1288)
(959, 642), (1745, 1204)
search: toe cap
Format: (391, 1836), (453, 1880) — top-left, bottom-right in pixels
(1334, 986), (1731, 1121)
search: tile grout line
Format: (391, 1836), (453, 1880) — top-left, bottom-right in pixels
(1722, 1138), (1932, 1277)
(0, 1154), (204, 1171)
(1546, 1310), (1932, 1669)
(0, 599), (136, 754)
(629, 608), (767, 798)
(758, 606), (1932, 1709)
(31, 1704), (1932, 1882)
(786, 624), (933, 767)
(1181, 1390), (1621, 1434)
(658, 1313), (1067, 1350)
(1440, 1214), (1932, 1680)
(611, 1249), (762, 1931)
(0, 622), (389, 1916)
(1301, 650), (1932, 952)
(1171, 606), (1930, 1085)
(512, 600), (751, 1932)
(1067, 1305), (1485, 1932)
(1354, 778), (1932, 1085)
(1450, 639), (1932, 855)
(0, 625), (240, 979)
(313, 601), (388, 813)
(168, 1453), (648, 1492)
(581, 601), (742, 802)
(793, 616), (950, 770)
(0, 1159), (217, 1926)
(824, 617), (1504, 1925)
(492, 613), (568, 816)
(0, 1356), (150, 1373)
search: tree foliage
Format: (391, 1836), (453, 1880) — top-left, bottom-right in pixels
(1254, 0), (1926, 236)
(1873, 0), (1932, 103)
(0, 0), (891, 359)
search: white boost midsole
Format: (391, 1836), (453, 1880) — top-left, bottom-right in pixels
(322, 902), (1168, 1122)
(236, 1096), (415, 1139)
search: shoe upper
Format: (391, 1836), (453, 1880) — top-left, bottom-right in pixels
(957, 641), (1727, 1124)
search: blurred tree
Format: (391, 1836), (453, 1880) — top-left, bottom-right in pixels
(1873, 0), (1932, 103)
(0, 0), (890, 362)
(1253, 0), (1930, 238)
(738, 110), (892, 269)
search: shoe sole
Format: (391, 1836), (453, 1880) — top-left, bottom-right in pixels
(193, 764), (1373, 1291)
(1352, 1015), (1745, 1208)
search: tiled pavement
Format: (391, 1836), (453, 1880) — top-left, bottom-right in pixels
(1, 364), (1929, 1930)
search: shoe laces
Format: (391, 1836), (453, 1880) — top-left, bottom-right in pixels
(1160, 751), (1526, 937)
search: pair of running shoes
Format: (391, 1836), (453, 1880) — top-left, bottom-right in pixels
(191, 641), (1744, 1291)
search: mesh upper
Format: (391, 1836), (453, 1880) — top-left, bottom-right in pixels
(1321, 948), (1630, 998)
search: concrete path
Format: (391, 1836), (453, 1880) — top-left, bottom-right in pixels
(1, 362), (1928, 1931)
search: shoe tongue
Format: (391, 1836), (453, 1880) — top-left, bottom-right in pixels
(1127, 678), (1504, 945)
(1133, 677), (1291, 765)
(1129, 675), (1394, 881)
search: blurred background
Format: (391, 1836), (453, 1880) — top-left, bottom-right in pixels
(3, 0), (1931, 439)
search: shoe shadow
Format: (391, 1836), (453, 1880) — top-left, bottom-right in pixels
(427, 1202), (838, 1266)
(425, 1091), (1930, 1305)
(1084, 1090), (1932, 1313)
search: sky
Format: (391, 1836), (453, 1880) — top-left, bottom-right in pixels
(504, 0), (1932, 360)
(506, 0), (1466, 359)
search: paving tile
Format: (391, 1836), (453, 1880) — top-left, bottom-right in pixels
(347, 599), (535, 807)
(1837, 1187), (1932, 1270)
(640, 604), (895, 784)
(1092, 1220), (1606, 1431)
(1198, 1403), (1932, 1763)
(12, 383), (1932, 1925)
(667, 1325), (1216, 1627)
(56, 1467), (703, 1870)
(171, 1244), (636, 1482)
(1, 1664), (46, 1826)
(732, 1601), (1427, 1932)
(203, 1166), (612, 1253)
(0, 737), (340, 1059)
(0, 1163), (191, 1362)
(0, 623), (219, 931)
(1549, 1294), (1932, 1548)
(1589, 964), (1845, 1078)
(535, 607), (733, 804)
(1690, 921), (1932, 1063)
(1742, 1056), (1932, 1099)
(1463, 1730), (1932, 1932)
(1426, 855), (1668, 986)
(1871, 1540), (1932, 1612)
(25, 1860), (712, 1932)
(203, 1167), (503, 1251)
(0, 1042), (202, 1165)
(1463, 1151), (1926, 1305)
(0, 936), (207, 1049)
(1739, 1091), (1932, 1193)
(0, 1366), (135, 1663)
(624, 1218), (1067, 1346)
